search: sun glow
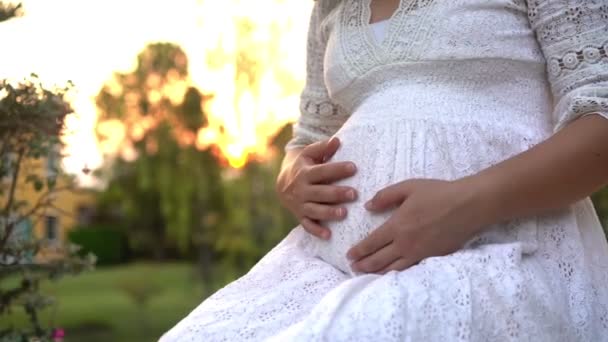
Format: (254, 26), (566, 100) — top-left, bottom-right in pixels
(0, 0), (313, 182)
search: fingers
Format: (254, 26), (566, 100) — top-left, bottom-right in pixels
(302, 137), (339, 162)
(306, 161), (357, 184)
(347, 223), (394, 261)
(301, 217), (331, 240)
(378, 258), (412, 275)
(301, 202), (347, 221)
(365, 181), (412, 212)
(305, 185), (357, 204)
(322, 137), (340, 162)
(351, 243), (399, 273)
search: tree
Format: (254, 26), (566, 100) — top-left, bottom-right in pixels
(206, 125), (297, 283)
(95, 43), (225, 259)
(94, 43), (300, 289)
(0, 5), (93, 340)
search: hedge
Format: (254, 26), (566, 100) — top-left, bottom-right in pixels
(68, 225), (129, 265)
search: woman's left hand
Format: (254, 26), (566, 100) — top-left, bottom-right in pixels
(347, 178), (486, 274)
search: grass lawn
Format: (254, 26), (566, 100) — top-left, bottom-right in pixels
(5, 262), (209, 342)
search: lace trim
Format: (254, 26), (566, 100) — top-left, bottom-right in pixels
(339, 0), (437, 75)
(528, 1), (608, 44)
(548, 41), (608, 77)
(301, 99), (341, 117)
(286, 98), (348, 149)
(386, 0), (436, 60)
(339, 0), (381, 75)
(571, 97), (608, 117)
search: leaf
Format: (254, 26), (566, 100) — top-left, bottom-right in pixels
(25, 174), (41, 184)
(46, 177), (56, 190)
(13, 199), (29, 211)
(33, 179), (43, 192)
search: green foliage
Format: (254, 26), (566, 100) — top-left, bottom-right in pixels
(4, 263), (204, 342)
(211, 160), (297, 277)
(68, 226), (129, 266)
(0, 75), (73, 248)
(94, 42), (299, 282)
(95, 43), (224, 258)
(0, 2), (21, 23)
(0, 23), (94, 340)
(0, 244), (95, 341)
(116, 272), (163, 333)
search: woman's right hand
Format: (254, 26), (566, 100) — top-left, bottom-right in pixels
(276, 137), (358, 240)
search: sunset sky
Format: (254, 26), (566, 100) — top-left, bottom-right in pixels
(0, 0), (312, 184)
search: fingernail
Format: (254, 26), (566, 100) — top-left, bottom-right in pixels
(347, 163), (356, 172)
(364, 200), (373, 210)
(346, 190), (356, 200)
(322, 230), (331, 240)
(335, 208), (345, 217)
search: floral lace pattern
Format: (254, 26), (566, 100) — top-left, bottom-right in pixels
(285, 0), (349, 150)
(161, 1), (608, 341)
(338, 0), (438, 76)
(302, 116), (544, 275)
(548, 42), (608, 77)
(524, 0), (608, 130)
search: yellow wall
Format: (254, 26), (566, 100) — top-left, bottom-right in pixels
(2, 156), (96, 250)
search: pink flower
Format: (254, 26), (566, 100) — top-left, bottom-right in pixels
(52, 328), (65, 342)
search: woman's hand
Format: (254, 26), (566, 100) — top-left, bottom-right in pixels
(276, 137), (358, 240)
(347, 178), (485, 274)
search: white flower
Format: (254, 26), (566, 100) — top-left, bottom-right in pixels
(562, 52), (579, 69)
(582, 47), (601, 63)
(548, 59), (561, 77)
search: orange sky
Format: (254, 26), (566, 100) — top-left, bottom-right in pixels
(0, 0), (312, 185)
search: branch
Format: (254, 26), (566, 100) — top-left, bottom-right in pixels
(3, 148), (23, 214)
(0, 278), (30, 314)
(0, 263), (57, 278)
(0, 182), (72, 251)
(0, 148), (24, 248)
(14, 185), (73, 225)
(24, 185), (72, 216)
(0, 117), (57, 134)
(0, 254), (94, 280)
(0, 134), (12, 165)
(48, 202), (76, 220)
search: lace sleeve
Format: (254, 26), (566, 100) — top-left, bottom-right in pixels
(527, 0), (608, 132)
(284, 1), (348, 150)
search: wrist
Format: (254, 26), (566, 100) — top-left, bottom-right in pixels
(276, 166), (291, 201)
(276, 155), (303, 208)
(455, 172), (504, 233)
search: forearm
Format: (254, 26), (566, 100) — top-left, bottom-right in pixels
(464, 114), (608, 230)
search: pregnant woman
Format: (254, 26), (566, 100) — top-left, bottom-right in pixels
(162, 0), (608, 340)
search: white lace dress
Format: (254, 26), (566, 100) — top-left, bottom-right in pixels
(161, 1), (608, 341)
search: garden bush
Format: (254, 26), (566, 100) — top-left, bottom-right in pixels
(69, 226), (129, 265)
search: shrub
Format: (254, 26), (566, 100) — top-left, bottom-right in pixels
(68, 226), (129, 265)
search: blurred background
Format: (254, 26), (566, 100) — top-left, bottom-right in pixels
(0, 1), (606, 341)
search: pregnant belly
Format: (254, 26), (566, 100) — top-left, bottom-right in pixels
(301, 112), (545, 275)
